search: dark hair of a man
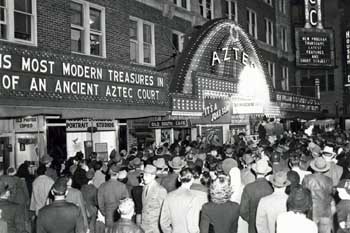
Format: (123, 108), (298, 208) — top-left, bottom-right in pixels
(179, 167), (194, 183)
(193, 166), (202, 179)
(200, 171), (211, 187)
(94, 161), (103, 171)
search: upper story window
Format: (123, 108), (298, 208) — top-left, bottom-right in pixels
(264, 18), (274, 46)
(247, 9), (257, 39)
(199, 0), (213, 19)
(0, 0), (37, 45)
(279, 0), (286, 14)
(281, 66), (289, 91)
(173, 0), (190, 10)
(129, 17), (155, 66)
(71, 0), (106, 57)
(266, 61), (275, 88)
(264, 0), (273, 7)
(172, 31), (184, 53)
(280, 26), (288, 52)
(225, 0), (237, 22)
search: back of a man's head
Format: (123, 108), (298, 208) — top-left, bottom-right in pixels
(179, 167), (194, 184)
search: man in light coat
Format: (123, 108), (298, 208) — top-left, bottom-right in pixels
(141, 165), (167, 233)
(256, 171), (290, 233)
(160, 167), (202, 233)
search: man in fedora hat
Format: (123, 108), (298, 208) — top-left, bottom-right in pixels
(160, 168), (203, 233)
(276, 187), (317, 233)
(303, 157), (334, 233)
(158, 156), (186, 192)
(322, 145), (343, 186)
(240, 159), (273, 233)
(127, 157), (143, 187)
(97, 164), (129, 231)
(256, 171), (290, 233)
(240, 153), (256, 186)
(37, 177), (85, 233)
(141, 165), (167, 233)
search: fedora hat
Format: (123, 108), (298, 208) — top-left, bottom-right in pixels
(153, 158), (168, 169)
(225, 147), (233, 155)
(143, 164), (157, 175)
(40, 155), (53, 164)
(252, 159), (272, 175)
(322, 146), (336, 155)
(310, 157), (330, 172)
(222, 158), (238, 175)
(129, 157), (142, 169)
(242, 153), (254, 165)
(269, 171), (291, 188)
(168, 156), (186, 169)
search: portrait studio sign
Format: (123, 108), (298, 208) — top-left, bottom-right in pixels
(0, 46), (168, 109)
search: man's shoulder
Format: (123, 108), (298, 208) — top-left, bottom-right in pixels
(40, 201), (79, 214)
(0, 199), (19, 208)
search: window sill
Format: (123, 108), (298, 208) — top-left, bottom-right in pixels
(130, 61), (156, 68)
(0, 38), (37, 47)
(72, 51), (106, 59)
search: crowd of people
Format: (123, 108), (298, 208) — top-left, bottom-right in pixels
(1, 119), (350, 233)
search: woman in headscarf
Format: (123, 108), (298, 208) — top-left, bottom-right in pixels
(200, 174), (240, 233)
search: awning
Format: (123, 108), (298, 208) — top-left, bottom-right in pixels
(0, 105), (169, 119)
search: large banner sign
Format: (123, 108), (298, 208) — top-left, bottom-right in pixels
(0, 46), (168, 109)
(295, 28), (335, 68)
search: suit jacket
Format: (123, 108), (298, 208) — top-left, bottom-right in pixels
(200, 201), (240, 233)
(112, 218), (144, 233)
(256, 190), (288, 233)
(141, 180), (167, 233)
(324, 162), (343, 186)
(0, 175), (29, 207)
(66, 187), (89, 231)
(98, 179), (129, 227)
(81, 184), (98, 217)
(239, 178), (273, 233)
(36, 200), (85, 233)
(0, 199), (25, 233)
(160, 187), (202, 233)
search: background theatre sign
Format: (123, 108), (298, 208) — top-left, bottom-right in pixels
(295, 28), (335, 67)
(295, 0), (335, 68)
(0, 46), (168, 109)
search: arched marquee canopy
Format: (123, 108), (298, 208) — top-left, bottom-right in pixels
(170, 18), (275, 116)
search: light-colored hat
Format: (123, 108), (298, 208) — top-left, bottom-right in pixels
(322, 146), (336, 156)
(269, 171), (291, 187)
(129, 157), (142, 168)
(252, 159), (272, 175)
(153, 158), (168, 169)
(169, 156), (186, 169)
(222, 158), (238, 175)
(7, 167), (16, 176)
(242, 154), (254, 165)
(143, 164), (157, 175)
(310, 157), (330, 172)
(40, 155), (53, 164)
(118, 198), (134, 215)
(225, 147), (233, 155)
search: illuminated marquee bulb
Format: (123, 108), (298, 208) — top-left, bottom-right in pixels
(237, 66), (270, 104)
